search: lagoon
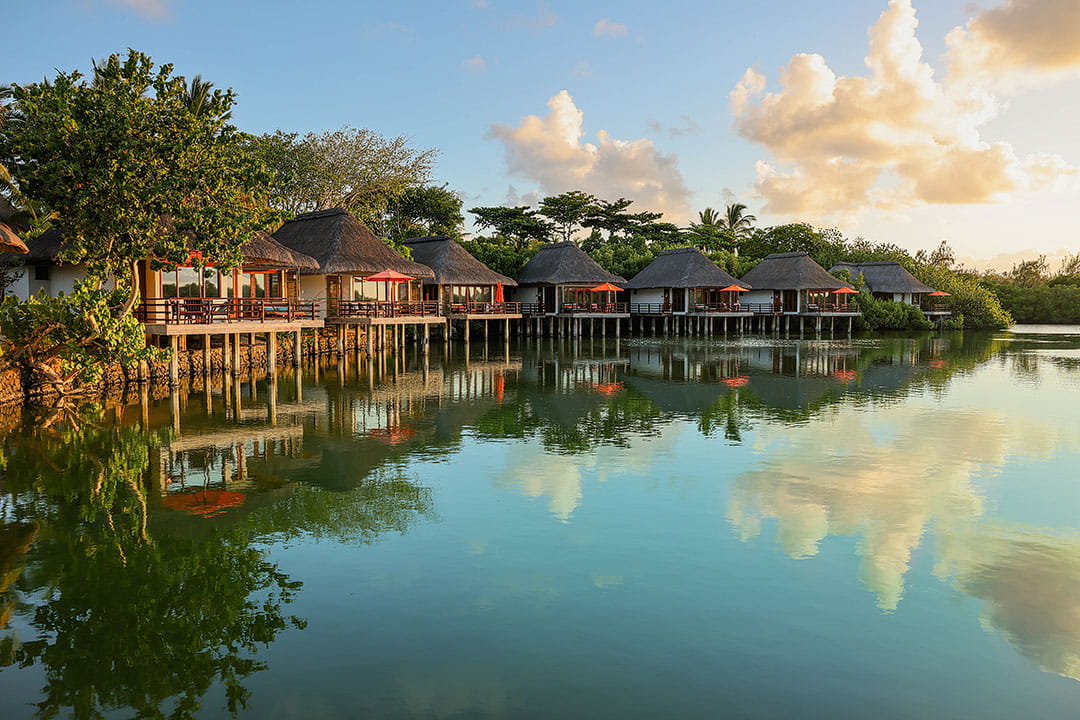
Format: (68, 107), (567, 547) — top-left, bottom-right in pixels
(2, 329), (1080, 719)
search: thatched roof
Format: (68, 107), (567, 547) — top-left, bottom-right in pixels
(20, 228), (319, 270)
(242, 231), (319, 270)
(273, 208), (434, 278)
(0, 222), (28, 254)
(830, 261), (935, 294)
(740, 252), (852, 291)
(516, 241), (625, 286)
(21, 228), (65, 263)
(623, 247), (749, 290)
(403, 236), (517, 286)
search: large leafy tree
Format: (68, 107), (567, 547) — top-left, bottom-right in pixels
(384, 184), (464, 241)
(0, 50), (275, 390)
(468, 205), (553, 249)
(248, 127), (437, 233)
(539, 190), (596, 243)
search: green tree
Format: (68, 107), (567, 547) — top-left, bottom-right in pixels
(468, 205), (553, 249)
(0, 50), (275, 391)
(385, 184), (464, 241)
(687, 207), (737, 253)
(248, 127), (437, 232)
(719, 202), (757, 251)
(538, 190), (596, 243)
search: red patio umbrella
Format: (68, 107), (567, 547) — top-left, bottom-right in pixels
(365, 269), (413, 303)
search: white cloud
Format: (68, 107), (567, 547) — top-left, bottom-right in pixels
(593, 18), (628, 37)
(504, 185), (541, 208)
(109, 0), (170, 21)
(488, 90), (692, 220)
(730, 0), (1079, 218)
(462, 56), (488, 73)
(947, 0), (1080, 85)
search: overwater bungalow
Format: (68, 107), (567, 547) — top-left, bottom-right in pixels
(272, 208), (437, 323)
(830, 261), (951, 317)
(516, 241), (627, 315)
(402, 235), (520, 317)
(624, 247), (751, 316)
(740, 252), (859, 316)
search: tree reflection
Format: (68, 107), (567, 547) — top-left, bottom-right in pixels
(0, 405), (305, 720)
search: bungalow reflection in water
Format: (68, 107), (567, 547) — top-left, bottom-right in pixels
(2, 333), (1080, 719)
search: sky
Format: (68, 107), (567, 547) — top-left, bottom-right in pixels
(5, 0), (1080, 270)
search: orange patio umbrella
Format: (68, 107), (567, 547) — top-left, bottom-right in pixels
(365, 269), (413, 302)
(589, 282), (622, 292)
(495, 281), (504, 303)
(832, 287), (858, 294)
(927, 290), (951, 296)
(161, 489), (245, 518)
(719, 285), (748, 292)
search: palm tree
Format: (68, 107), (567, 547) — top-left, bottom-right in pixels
(697, 207), (722, 227)
(721, 203), (756, 237)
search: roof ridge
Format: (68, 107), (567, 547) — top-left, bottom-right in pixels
(288, 208), (347, 222)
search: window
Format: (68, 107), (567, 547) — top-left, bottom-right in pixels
(34, 265), (50, 281)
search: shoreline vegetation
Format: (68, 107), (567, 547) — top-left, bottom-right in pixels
(0, 49), (1066, 400)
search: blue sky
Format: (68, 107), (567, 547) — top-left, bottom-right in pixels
(7, 0), (1080, 268)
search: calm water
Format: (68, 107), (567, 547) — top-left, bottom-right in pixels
(2, 328), (1080, 719)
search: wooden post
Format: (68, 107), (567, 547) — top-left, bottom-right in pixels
(223, 333), (232, 375)
(294, 329), (302, 366)
(423, 323), (430, 355)
(337, 326), (345, 355)
(169, 336), (179, 386)
(268, 331), (277, 375)
(202, 334), (211, 375)
(232, 333), (242, 376)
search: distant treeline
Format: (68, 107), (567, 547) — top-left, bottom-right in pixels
(979, 255), (1080, 325)
(459, 191), (1011, 330)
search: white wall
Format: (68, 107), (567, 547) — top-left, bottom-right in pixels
(49, 265), (88, 296)
(631, 288), (665, 310)
(742, 290), (774, 307)
(299, 274), (327, 317)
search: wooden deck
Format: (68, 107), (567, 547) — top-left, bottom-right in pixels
(143, 319), (323, 336)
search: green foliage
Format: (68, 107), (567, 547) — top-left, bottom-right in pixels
(853, 292), (934, 330)
(2, 50), (277, 290)
(247, 126), (437, 233)
(468, 205), (553, 248)
(458, 236), (539, 278)
(917, 264), (1012, 329)
(384, 184), (464, 241)
(539, 190), (596, 243)
(0, 283), (158, 390)
(984, 282), (1080, 324)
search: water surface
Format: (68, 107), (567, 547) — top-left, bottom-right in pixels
(2, 329), (1080, 719)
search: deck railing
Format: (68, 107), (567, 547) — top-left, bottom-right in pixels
(922, 303), (952, 313)
(560, 302), (629, 314)
(445, 301), (522, 315)
(630, 303), (753, 315)
(136, 297), (319, 325)
(332, 300), (441, 319)
(804, 302), (859, 313)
